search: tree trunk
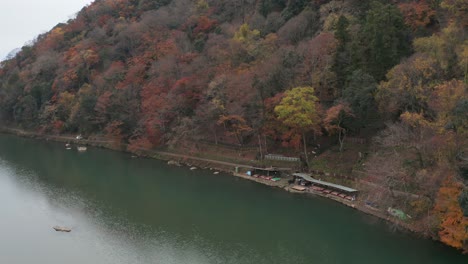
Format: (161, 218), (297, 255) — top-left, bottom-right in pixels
(339, 129), (346, 152)
(214, 128), (218, 145)
(303, 132), (309, 169)
(258, 134), (263, 160)
(235, 132), (242, 146)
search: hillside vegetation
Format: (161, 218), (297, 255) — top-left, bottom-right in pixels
(0, 0), (467, 251)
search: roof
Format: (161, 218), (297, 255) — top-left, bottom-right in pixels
(293, 173), (358, 193)
(293, 173), (315, 182)
(252, 167), (291, 172)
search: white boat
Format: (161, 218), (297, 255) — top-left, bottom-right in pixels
(77, 146), (87, 152)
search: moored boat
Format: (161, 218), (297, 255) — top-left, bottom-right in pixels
(77, 146), (87, 152)
(53, 226), (71, 232)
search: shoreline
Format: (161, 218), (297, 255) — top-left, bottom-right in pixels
(0, 127), (437, 244)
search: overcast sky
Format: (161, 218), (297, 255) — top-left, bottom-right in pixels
(0, 0), (94, 61)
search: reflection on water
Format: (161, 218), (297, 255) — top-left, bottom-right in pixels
(0, 134), (466, 264)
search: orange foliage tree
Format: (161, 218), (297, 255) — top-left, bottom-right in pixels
(433, 175), (468, 251)
(217, 115), (252, 145)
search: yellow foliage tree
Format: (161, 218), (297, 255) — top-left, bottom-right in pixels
(233, 24), (260, 43)
(275, 87), (321, 166)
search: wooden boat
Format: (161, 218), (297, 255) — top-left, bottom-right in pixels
(291, 185), (307, 191)
(53, 226), (71, 232)
(167, 160), (181, 166)
(77, 146), (87, 152)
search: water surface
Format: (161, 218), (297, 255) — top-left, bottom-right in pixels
(0, 134), (466, 264)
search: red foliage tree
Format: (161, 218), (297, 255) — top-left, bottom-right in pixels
(398, 1), (436, 31)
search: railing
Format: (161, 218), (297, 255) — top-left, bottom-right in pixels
(198, 140), (258, 151)
(264, 154), (299, 162)
(309, 169), (357, 181)
(347, 137), (368, 144)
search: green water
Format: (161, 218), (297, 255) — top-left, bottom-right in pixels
(0, 134), (466, 264)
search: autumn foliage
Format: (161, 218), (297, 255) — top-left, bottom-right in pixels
(0, 0), (467, 252)
(434, 175), (468, 251)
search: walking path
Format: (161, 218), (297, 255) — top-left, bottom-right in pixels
(0, 126), (252, 170)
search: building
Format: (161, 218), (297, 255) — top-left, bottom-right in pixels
(293, 173), (359, 200)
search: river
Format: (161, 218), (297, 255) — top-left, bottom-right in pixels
(0, 134), (466, 264)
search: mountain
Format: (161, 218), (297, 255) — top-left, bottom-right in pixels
(0, 0), (467, 252)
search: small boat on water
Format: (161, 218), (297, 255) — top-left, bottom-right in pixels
(53, 226), (71, 232)
(77, 146), (87, 152)
(291, 185), (307, 191)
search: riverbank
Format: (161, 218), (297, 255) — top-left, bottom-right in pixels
(0, 127), (434, 243)
(3, 133), (465, 264)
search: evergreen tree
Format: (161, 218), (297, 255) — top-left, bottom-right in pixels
(359, 1), (411, 81)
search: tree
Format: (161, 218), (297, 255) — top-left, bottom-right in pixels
(277, 10), (317, 44)
(94, 91), (113, 126)
(274, 86), (321, 167)
(13, 95), (38, 127)
(429, 80), (468, 135)
(398, 1), (435, 32)
(233, 23), (260, 43)
(68, 84), (97, 133)
(297, 33), (338, 102)
(413, 23), (466, 79)
(433, 175), (468, 251)
(259, 0), (287, 17)
(232, 23), (262, 64)
(342, 69), (377, 122)
(460, 189), (468, 217)
(365, 120), (447, 209)
(332, 15), (351, 89)
(359, 1), (411, 81)
(324, 103), (354, 152)
(377, 53), (441, 117)
(217, 115), (252, 145)
(441, 0), (468, 27)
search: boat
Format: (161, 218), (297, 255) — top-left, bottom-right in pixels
(77, 146), (87, 152)
(167, 160), (181, 166)
(53, 226), (71, 232)
(291, 185), (307, 191)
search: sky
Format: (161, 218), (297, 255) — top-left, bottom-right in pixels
(0, 0), (95, 61)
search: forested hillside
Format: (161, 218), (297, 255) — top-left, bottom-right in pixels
(0, 0), (467, 251)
